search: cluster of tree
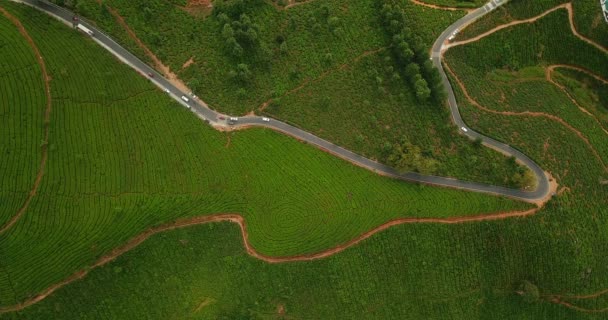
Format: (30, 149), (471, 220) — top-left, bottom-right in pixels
(385, 137), (438, 175)
(306, 5), (342, 37)
(218, 13), (262, 58)
(379, 3), (445, 103)
(213, 0), (271, 88)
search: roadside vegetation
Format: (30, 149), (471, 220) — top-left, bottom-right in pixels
(0, 2), (529, 311)
(47, 0), (535, 187)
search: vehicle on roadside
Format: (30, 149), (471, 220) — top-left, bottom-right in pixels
(164, 88), (170, 94)
(262, 117), (270, 122)
(461, 127), (468, 132)
(218, 116), (226, 120)
(76, 24), (94, 37)
(230, 117), (238, 121)
(181, 96), (189, 103)
(147, 72), (154, 78)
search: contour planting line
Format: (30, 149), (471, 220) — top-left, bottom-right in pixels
(446, 3), (608, 54)
(0, 208), (538, 313)
(546, 65), (608, 136)
(444, 62), (608, 171)
(0, 6), (52, 235)
(409, 0), (473, 12)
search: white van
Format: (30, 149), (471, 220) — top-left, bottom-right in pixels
(181, 96), (189, 103)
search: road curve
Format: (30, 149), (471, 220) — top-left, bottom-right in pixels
(13, 0), (550, 202)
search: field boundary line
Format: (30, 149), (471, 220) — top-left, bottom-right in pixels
(0, 6), (52, 235)
(546, 65), (608, 136)
(0, 208), (538, 313)
(410, 0), (473, 12)
(446, 3), (608, 54)
(444, 62), (608, 172)
(547, 297), (608, 313)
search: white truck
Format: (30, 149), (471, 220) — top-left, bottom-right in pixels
(76, 24), (94, 36)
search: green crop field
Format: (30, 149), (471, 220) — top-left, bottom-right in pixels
(0, 1), (530, 313)
(0, 12), (45, 227)
(552, 67), (608, 130)
(47, 0), (535, 187)
(419, 0), (485, 8)
(445, 9), (608, 166)
(458, 0), (608, 48)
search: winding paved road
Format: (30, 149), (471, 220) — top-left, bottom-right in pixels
(14, 0), (550, 202)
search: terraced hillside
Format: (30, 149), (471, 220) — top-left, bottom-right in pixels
(9, 0), (608, 319)
(0, 1), (528, 313)
(51, 0), (534, 187)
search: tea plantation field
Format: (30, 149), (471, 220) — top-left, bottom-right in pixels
(445, 9), (608, 166)
(50, 0), (533, 187)
(0, 1), (528, 313)
(0, 11), (45, 228)
(458, 0), (608, 48)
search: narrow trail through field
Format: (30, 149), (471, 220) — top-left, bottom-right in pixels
(96, 1), (192, 94)
(0, 6), (52, 235)
(546, 65), (608, 136)
(444, 63), (608, 172)
(0, 207), (538, 313)
(541, 287), (608, 312)
(258, 47), (387, 112)
(409, 0), (472, 12)
(447, 3), (608, 55)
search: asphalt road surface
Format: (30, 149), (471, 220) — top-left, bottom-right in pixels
(15, 0), (551, 202)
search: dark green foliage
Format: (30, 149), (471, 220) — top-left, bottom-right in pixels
(387, 138), (437, 174)
(379, 2), (444, 102)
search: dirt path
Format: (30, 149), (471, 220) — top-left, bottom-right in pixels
(0, 207), (540, 313)
(447, 3), (608, 55)
(258, 47), (387, 112)
(100, 3), (192, 94)
(0, 7), (52, 235)
(444, 63), (608, 172)
(546, 65), (608, 136)
(409, 0), (472, 12)
(545, 288), (608, 314)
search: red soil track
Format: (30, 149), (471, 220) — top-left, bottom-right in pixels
(98, 1), (192, 94)
(447, 3), (608, 55)
(546, 65), (608, 135)
(444, 63), (608, 172)
(410, 0), (472, 12)
(0, 7), (52, 235)
(545, 287), (608, 313)
(0, 208), (538, 313)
